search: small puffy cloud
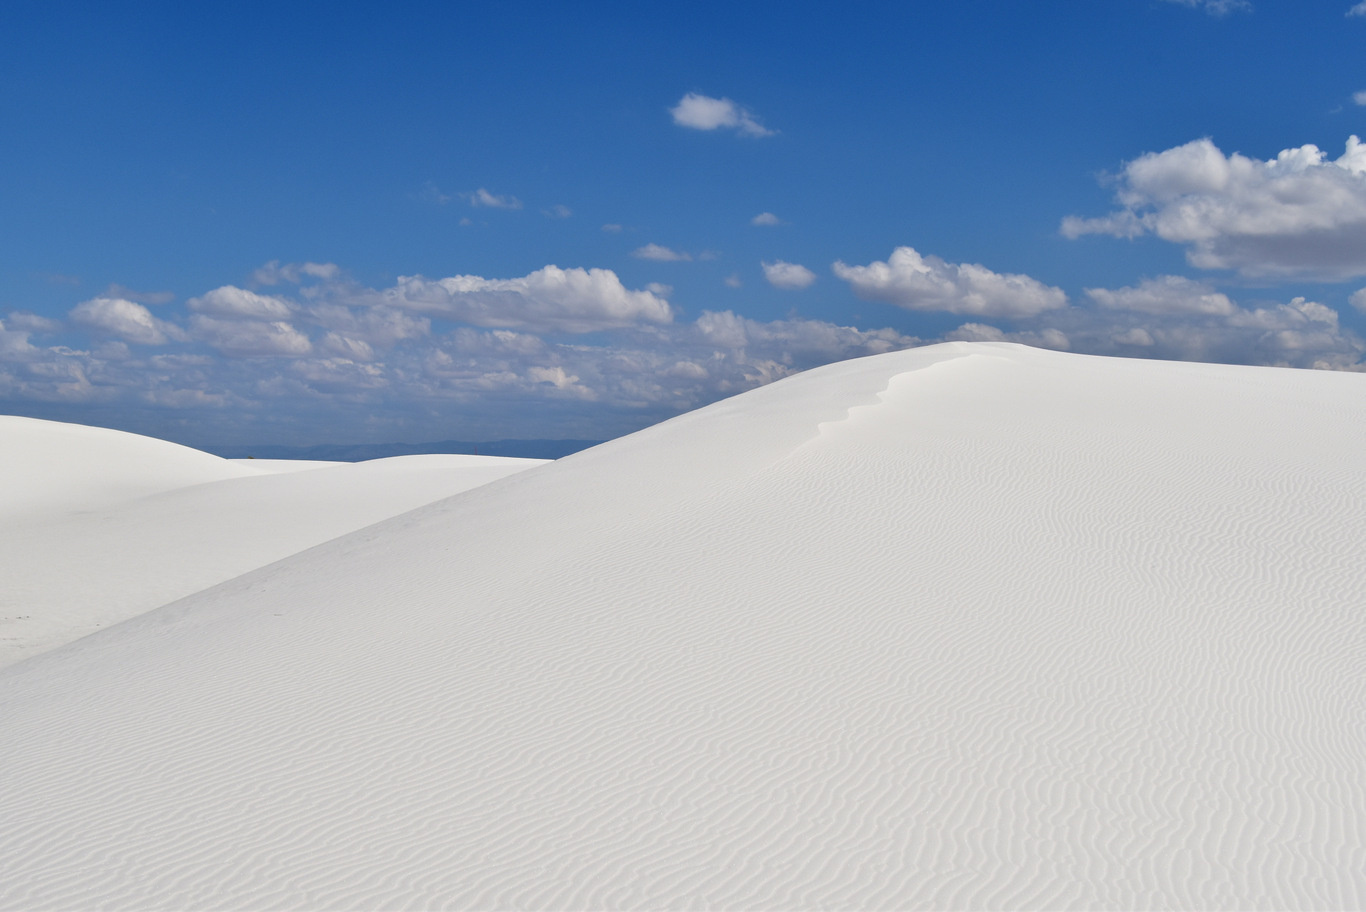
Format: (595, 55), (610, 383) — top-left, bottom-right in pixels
(1063, 135), (1366, 279)
(751, 212), (782, 226)
(1160, 0), (1251, 15)
(70, 297), (186, 345)
(190, 315), (313, 357)
(833, 246), (1067, 317)
(1355, 91), (1366, 106)
(1350, 287), (1366, 311)
(387, 265), (674, 333)
(466, 188), (522, 210)
(1085, 275), (1236, 316)
(543, 204), (572, 219)
(646, 282), (673, 297)
(251, 261), (340, 286)
(1349, 1), (1366, 16)
(762, 260), (817, 290)
(724, 274), (742, 288)
(632, 243), (692, 262)
(670, 93), (774, 137)
(188, 286), (294, 320)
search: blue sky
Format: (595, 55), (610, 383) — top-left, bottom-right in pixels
(4, 0), (1366, 447)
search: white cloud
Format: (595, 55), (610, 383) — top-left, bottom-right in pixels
(387, 265), (674, 334)
(670, 93), (774, 137)
(1160, 0), (1252, 15)
(632, 243), (692, 262)
(1348, 1), (1366, 16)
(833, 246), (1067, 317)
(1001, 289), (1365, 370)
(69, 297), (186, 346)
(601, 223), (623, 233)
(251, 261), (340, 286)
(1354, 91), (1366, 106)
(320, 333), (377, 362)
(543, 204), (572, 219)
(646, 283), (673, 297)
(190, 316), (313, 357)
(466, 188), (522, 210)
(188, 286), (295, 320)
(307, 303), (430, 347)
(1063, 135), (1366, 279)
(5, 311), (61, 334)
(751, 212), (782, 226)
(724, 274), (742, 288)
(1351, 287), (1366, 311)
(1085, 275), (1236, 316)
(944, 323), (1071, 351)
(762, 260), (817, 290)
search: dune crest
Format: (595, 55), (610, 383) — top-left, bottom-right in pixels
(1, 342), (1364, 910)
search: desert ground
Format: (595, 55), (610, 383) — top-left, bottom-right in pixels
(1, 341), (1363, 910)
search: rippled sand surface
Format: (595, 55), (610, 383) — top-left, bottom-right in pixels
(2, 342), (1363, 910)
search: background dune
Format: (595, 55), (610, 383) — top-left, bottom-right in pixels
(1, 342), (1363, 910)
(0, 420), (543, 666)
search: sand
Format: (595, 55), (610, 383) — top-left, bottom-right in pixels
(1, 342), (1363, 909)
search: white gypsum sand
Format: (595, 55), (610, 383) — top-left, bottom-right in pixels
(0, 342), (1363, 909)
(0, 417), (544, 666)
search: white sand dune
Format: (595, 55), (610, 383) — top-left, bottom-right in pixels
(1, 342), (1364, 910)
(0, 419), (544, 666)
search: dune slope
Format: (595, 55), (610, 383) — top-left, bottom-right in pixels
(0, 421), (545, 666)
(1, 342), (1364, 910)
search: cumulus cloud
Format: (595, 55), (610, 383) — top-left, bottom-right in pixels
(251, 261), (340, 286)
(15, 254), (1366, 448)
(670, 93), (774, 137)
(1003, 286), (1365, 370)
(1063, 136), (1366, 279)
(386, 265), (674, 334)
(1354, 91), (1366, 106)
(1085, 275), (1236, 316)
(833, 246), (1067, 317)
(751, 212), (782, 226)
(5, 312), (61, 334)
(1349, 1), (1366, 16)
(70, 297), (186, 345)
(762, 260), (817, 290)
(1160, 0), (1251, 15)
(190, 315), (313, 357)
(632, 244), (692, 262)
(188, 286), (294, 320)
(944, 323), (1071, 351)
(724, 274), (742, 288)
(466, 188), (522, 210)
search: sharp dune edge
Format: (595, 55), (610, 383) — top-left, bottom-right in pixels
(1, 341), (1364, 910)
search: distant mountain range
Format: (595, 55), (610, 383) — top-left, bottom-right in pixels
(206, 439), (603, 461)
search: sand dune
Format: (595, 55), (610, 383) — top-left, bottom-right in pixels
(1, 342), (1364, 909)
(0, 420), (544, 666)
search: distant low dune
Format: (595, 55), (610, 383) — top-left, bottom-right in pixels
(1, 342), (1363, 910)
